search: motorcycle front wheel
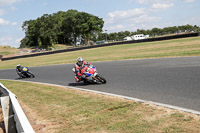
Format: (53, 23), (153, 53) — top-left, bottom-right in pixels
(27, 72), (35, 78)
(95, 75), (106, 84)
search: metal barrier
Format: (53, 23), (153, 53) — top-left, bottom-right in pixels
(0, 82), (35, 133)
(0, 55), (2, 61)
(2, 32), (200, 61)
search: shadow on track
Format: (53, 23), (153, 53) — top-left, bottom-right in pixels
(68, 82), (101, 86)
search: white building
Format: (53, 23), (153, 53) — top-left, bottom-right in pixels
(124, 34), (149, 41)
(123, 36), (133, 41)
(132, 34), (149, 40)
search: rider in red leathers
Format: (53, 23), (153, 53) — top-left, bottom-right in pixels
(72, 57), (91, 82)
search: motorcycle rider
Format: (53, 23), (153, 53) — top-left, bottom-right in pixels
(72, 57), (91, 82)
(16, 64), (35, 78)
(16, 64), (24, 78)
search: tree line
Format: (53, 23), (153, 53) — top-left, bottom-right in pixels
(98, 24), (200, 42)
(20, 10), (104, 48)
(20, 9), (200, 48)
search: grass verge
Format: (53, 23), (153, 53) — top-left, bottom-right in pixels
(0, 36), (200, 70)
(0, 46), (19, 56)
(1, 80), (200, 133)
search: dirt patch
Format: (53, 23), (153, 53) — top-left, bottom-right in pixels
(18, 101), (58, 133)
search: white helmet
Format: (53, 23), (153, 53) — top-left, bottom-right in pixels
(77, 57), (84, 65)
(17, 64), (21, 67)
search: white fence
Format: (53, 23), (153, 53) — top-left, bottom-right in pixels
(0, 82), (35, 133)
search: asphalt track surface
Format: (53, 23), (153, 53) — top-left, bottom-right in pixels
(0, 56), (200, 112)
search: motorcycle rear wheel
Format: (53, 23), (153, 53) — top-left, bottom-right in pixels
(83, 79), (89, 84)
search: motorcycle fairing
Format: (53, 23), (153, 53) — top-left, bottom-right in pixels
(22, 67), (29, 72)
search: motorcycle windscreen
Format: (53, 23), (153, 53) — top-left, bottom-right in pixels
(22, 67), (29, 72)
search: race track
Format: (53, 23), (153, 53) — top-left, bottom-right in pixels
(0, 56), (200, 112)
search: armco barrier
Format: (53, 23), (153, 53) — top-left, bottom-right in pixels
(0, 55), (2, 61)
(0, 82), (35, 133)
(2, 32), (200, 61)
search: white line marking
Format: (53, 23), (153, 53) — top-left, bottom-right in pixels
(1, 79), (200, 115)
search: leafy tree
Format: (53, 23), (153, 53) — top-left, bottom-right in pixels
(20, 10), (104, 48)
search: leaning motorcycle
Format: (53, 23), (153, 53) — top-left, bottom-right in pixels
(17, 67), (35, 78)
(73, 65), (106, 84)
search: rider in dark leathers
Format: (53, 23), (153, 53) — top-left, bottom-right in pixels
(16, 64), (27, 78)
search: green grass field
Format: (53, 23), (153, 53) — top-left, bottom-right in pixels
(1, 80), (200, 133)
(0, 36), (200, 70)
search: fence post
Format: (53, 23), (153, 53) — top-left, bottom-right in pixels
(1, 96), (17, 133)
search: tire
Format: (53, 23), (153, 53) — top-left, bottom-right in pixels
(18, 72), (25, 78)
(83, 79), (89, 84)
(96, 75), (106, 84)
(27, 72), (35, 78)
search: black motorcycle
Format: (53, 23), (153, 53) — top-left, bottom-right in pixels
(17, 67), (35, 78)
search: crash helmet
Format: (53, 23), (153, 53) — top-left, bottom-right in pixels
(77, 57), (84, 66)
(16, 64), (21, 68)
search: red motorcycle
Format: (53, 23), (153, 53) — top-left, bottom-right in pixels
(79, 65), (106, 84)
